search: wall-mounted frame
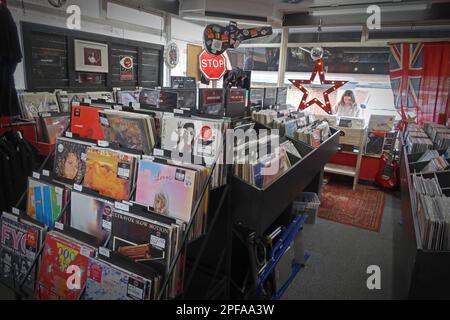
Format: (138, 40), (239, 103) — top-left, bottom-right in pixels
(22, 22), (164, 92)
(74, 39), (109, 73)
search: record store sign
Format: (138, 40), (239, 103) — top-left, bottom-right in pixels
(120, 55), (134, 81)
(199, 50), (226, 80)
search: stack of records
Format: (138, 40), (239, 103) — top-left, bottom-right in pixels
(37, 112), (70, 144)
(425, 123), (447, 140)
(99, 109), (157, 154)
(53, 137), (96, 184)
(417, 150), (441, 162)
(412, 175), (443, 197)
(111, 205), (184, 299)
(71, 103), (111, 141)
(417, 194), (450, 251)
(18, 92), (60, 119)
(83, 147), (139, 201)
(406, 134), (433, 154)
(0, 212), (45, 292)
(85, 251), (160, 300)
(252, 109), (278, 125)
(294, 127), (322, 148)
(421, 157), (449, 174)
(26, 177), (69, 228)
(434, 132), (450, 150)
(134, 157), (209, 239)
(55, 90), (70, 112)
(35, 231), (96, 300)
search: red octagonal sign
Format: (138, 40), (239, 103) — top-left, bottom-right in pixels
(199, 50), (226, 80)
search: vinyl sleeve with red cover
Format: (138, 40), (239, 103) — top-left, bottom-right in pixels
(70, 104), (105, 140)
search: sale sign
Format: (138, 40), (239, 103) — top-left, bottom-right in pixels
(120, 55), (134, 81)
(199, 50), (226, 80)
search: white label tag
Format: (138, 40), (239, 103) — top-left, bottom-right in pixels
(150, 235), (166, 250)
(41, 112), (51, 117)
(142, 155), (155, 161)
(55, 187), (63, 195)
(81, 153), (87, 161)
(98, 140), (109, 147)
(54, 221), (64, 231)
(74, 184), (83, 192)
(114, 105), (123, 111)
(42, 169), (50, 177)
(32, 172), (40, 179)
(132, 102), (141, 109)
(99, 247), (110, 257)
(65, 131), (73, 138)
(12, 207), (20, 215)
(2, 212), (18, 222)
(153, 148), (164, 157)
(174, 108), (183, 114)
(117, 166), (130, 178)
(102, 219), (112, 230)
(115, 202), (129, 212)
(80, 247), (90, 257)
(84, 98), (92, 104)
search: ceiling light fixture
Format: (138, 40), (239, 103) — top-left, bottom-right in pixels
(182, 14), (271, 27)
(309, 2), (430, 17)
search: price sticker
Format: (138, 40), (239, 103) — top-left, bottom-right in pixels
(98, 140), (109, 147)
(150, 235), (166, 250)
(174, 109), (183, 115)
(84, 98), (92, 104)
(153, 148), (164, 157)
(2, 212), (18, 222)
(65, 131), (73, 138)
(54, 221), (64, 231)
(115, 202), (129, 212)
(74, 184), (83, 192)
(99, 247), (110, 258)
(80, 247), (90, 257)
(102, 219), (112, 230)
(12, 208), (20, 215)
(32, 172), (40, 179)
(42, 170), (50, 177)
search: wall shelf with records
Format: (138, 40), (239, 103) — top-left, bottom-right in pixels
(395, 130), (450, 300)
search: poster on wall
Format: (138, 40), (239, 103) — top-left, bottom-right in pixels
(119, 55), (134, 81)
(74, 39), (109, 73)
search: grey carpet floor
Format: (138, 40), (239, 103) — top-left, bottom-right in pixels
(283, 191), (401, 300)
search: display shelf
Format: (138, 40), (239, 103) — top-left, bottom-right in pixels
(232, 129), (340, 235)
(324, 163), (356, 177)
(394, 137), (450, 300)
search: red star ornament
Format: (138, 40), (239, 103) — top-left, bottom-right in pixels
(289, 58), (348, 114)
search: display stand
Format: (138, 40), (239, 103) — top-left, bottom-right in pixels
(394, 131), (450, 299)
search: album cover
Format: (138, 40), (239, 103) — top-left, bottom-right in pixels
(135, 159), (196, 222)
(365, 131), (385, 156)
(116, 90), (140, 106)
(35, 232), (94, 300)
(100, 110), (154, 154)
(39, 113), (71, 144)
(225, 89), (246, 118)
(71, 104), (106, 140)
(284, 120), (298, 139)
(250, 88), (264, 107)
(160, 116), (223, 162)
(111, 210), (172, 275)
(198, 89), (224, 115)
(26, 178), (66, 228)
(54, 137), (95, 184)
(171, 76), (196, 89)
(0, 215), (42, 291)
(254, 148), (291, 189)
(86, 91), (115, 102)
(263, 88), (277, 108)
(276, 87), (288, 106)
(70, 191), (112, 244)
(139, 88), (160, 106)
(85, 256), (152, 300)
(83, 147), (137, 201)
(19, 92), (60, 119)
(158, 90), (179, 109)
(162, 88), (196, 109)
(368, 115), (395, 132)
(55, 91), (70, 112)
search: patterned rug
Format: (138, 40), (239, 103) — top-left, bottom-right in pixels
(318, 180), (386, 232)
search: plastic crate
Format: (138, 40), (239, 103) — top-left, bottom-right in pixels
(292, 192), (321, 224)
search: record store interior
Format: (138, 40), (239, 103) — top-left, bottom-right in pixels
(0, 0), (450, 301)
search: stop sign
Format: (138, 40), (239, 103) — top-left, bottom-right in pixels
(199, 50), (226, 80)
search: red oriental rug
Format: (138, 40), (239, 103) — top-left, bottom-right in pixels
(318, 180), (386, 232)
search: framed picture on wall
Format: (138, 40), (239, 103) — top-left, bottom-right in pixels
(74, 39), (109, 73)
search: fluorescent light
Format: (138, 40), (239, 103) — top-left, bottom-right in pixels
(182, 14), (271, 27)
(310, 2), (430, 17)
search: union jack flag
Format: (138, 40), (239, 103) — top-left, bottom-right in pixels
(389, 43), (423, 121)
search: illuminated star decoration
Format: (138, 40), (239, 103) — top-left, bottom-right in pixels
(289, 58), (348, 114)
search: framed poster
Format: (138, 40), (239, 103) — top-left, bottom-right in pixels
(119, 55), (134, 81)
(74, 39), (109, 73)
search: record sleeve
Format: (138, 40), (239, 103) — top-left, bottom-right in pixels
(365, 131), (385, 156)
(70, 191), (113, 244)
(19, 92), (60, 119)
(85, 256), (152, 300)
(71, 104), (106, 140)
(54, 137), (95, 184)
(83, 147), (137, 201)
(111, 209), (172, 276)
(135, 159), (196, 222)
(116, 90), (140, 106)
(39, 113), (70, 144)
(162, 88), (196, 109)
(35, 232), (94, 300)
(99, 110), (154, 154)
(160, 116), (223, 162)
(198, 89), (224, 115)
(0, 214), (42, 291)
(26, 178), (66, 228)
